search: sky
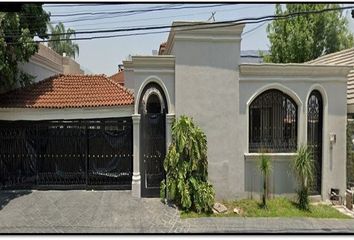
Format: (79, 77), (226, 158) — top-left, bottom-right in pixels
(43, 3), (354, 76)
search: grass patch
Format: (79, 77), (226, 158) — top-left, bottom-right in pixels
(181, 197), (351, 219)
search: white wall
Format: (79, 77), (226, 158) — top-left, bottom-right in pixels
(19, 61), (61, 83)
(18, 44), (83, 84)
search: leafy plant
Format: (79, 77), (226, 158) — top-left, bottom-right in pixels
(258, 152), (272, 209)
(0, 4), (50, 91)
(346, 120), (354, 188)
(265, 4), (354, 63)
(160, 115), (215, 213)
(48, 22), (79, 59)
(293, 145), (314, 210)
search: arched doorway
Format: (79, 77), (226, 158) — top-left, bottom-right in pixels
(307, 90), (323, 195)
(138, 83), (167, 197)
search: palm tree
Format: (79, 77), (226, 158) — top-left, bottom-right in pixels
(48, 22), (79, 59)
(258, 152), (272, 209)
(293, 145), (314, 210)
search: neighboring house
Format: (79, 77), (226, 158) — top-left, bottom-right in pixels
(0, 21), (351, 201)
(307, 48), (354, 118)
(240, 50), (268, 63)
(109, 65), (125, 86)
(18, 43), (84, 83)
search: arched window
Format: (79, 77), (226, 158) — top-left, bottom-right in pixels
(249, 89), (297, 153)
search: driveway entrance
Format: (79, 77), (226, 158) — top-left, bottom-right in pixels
(0, 190), (354, 233)
(0, 118), (133, 190)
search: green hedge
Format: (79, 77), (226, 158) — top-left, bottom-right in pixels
(347, 120), (354, 187)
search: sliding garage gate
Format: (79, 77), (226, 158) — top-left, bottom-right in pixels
(0, 118), (133, 190)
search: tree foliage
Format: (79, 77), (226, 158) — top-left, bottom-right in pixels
(0, 4), (50, 91)
(48, 22), (79, 59)
(265, 4), (354, 63)
(160, 115), (215, 213)
(347, 120), (354, 187)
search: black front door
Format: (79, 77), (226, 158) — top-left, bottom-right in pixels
(139, 83), (168, 197)
(307, 90), (323, 194)
(141, 113), (166, 197)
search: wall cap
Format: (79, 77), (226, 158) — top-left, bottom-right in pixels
(244, 152), (297, 162)
(165, 21), (245, 54)
(124, 56), (175, 71)
(240, 63), (352, 79)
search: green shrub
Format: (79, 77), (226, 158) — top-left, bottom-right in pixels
(293, 145), (314, 211)
(160, 115), (215, 213)
(296, 187), (310, 211)
(347, 120), (354, 187)
(258, 152), (272, 209)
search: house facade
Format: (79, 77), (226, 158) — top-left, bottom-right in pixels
(0, 21), (352, 201)
(18, 43), (84, 84)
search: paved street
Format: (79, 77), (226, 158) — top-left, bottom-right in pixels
(0, 190), (353, 233)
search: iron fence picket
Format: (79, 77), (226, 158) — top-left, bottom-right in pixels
(0, 118), (133, 190)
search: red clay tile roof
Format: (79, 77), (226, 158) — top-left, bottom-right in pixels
(0, 74), (134, 109)
(109, 70), (125, 86)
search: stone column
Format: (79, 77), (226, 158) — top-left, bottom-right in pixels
(166, 113), (175, 150)
(132, 114), (141, 198)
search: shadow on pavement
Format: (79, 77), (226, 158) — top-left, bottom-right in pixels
(0, 190), (32, 211)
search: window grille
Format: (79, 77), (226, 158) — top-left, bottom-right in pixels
(249, 89), (297, 153)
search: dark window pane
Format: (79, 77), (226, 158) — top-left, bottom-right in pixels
(249, 89), (297, 153)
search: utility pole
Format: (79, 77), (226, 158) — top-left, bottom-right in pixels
(207, 12), (216, 22)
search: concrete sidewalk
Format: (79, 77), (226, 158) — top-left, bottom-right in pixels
(0, 190), (353, 233)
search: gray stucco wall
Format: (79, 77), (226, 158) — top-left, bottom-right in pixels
(124, 57), (175, 115)
(239, 70), (348, 200)
(125, 21), (350, 201)
(245, 157), (297, 198)
(172, 32), (245, 199)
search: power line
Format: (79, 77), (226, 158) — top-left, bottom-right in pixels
(5, 5), (354, 44)
(3, 4), (267, 35)
(19, 4), (184, 18)
(49, 4), (187, 17)
(33, 5), (354, 38)
(48, 4), (229, 24)
(242, 22), (267, 37)
(44, 3), (125, 8)
(57, 4), (268, 29)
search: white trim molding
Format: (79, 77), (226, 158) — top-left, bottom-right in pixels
(246, 83), (303, 107)
(124, 56), (175, 71)
(132, 113), (141, 198)
(244, 153), (297, 162)
(304, 84), (329, 200)
(165, 21), (245, 54)
(245, 83), (304, 153)
(134, 76), (173, 115)
(0, 105), (134, 121)
(240, 63), (352, 80)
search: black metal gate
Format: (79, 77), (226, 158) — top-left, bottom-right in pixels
(138, 83), (168, 197)
(307, 90), (323, 194)
(141, 113), (166, 197)
(0, 118), (132, 190)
